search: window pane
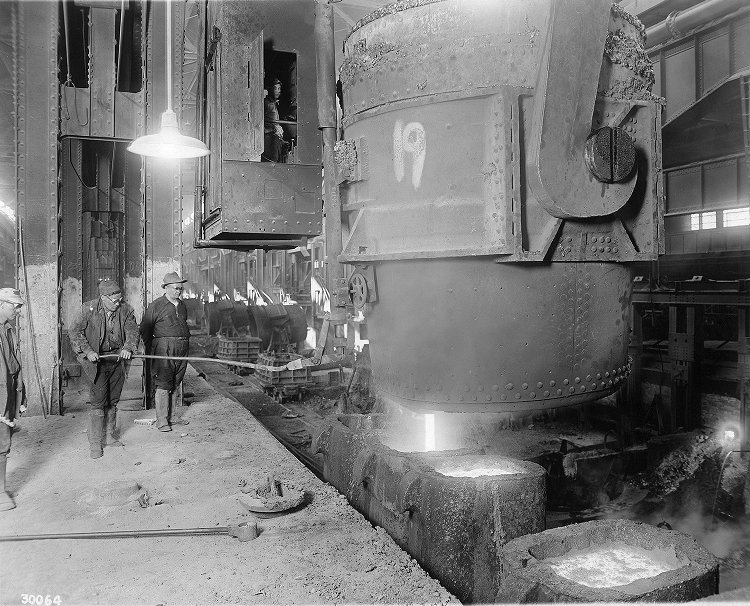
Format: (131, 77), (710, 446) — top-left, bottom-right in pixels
(702, 211), (716, 229)
(690, 213), (701, 231)
(723, 207), (750, 228)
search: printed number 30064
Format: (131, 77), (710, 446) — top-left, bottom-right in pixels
(20, 595), (61, 605)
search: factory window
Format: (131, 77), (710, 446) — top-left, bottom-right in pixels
(723, 207), (750, 228)
(690, 211), (716, 230)
(689, 208), (750, 230)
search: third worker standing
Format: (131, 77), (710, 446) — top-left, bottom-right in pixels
(140, 272), (191, 432)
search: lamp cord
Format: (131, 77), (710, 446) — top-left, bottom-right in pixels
(61, 0), (73, 85)
(166, 0), (172, 113)
(116, 0), (126, 92)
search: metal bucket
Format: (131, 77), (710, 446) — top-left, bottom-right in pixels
(337, 0), (662, 413)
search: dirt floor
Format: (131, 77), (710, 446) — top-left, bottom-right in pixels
(189, 335), (750, 599)
(9, 329), (750, 604)
(0, 367), (457, 606)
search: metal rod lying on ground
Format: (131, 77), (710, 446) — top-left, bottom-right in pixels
(0, 521), (258, 542)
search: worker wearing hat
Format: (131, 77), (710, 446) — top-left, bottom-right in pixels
(263, 77), (288, 162)
(140, 272), (191, 431)
(0, 287), (26, 510)
(68, 279), (139, 459)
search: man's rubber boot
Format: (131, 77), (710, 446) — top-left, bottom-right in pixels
(89, 409), (105, 458)
(104, 406), (124, 447)
(0, 454), (16, 511)
(168, 391), (189, 426)
(155, 389), (171, 432)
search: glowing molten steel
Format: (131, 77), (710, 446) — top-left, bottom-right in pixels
(436, 462), (523, 478)
(547, 541), (684, 588)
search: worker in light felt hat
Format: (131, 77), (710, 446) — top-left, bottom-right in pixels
(0, 287), (26, 510)
(68, 279), (139, 459)
(140, 272), (191, 431)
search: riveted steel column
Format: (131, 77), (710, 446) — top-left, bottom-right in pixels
(142, 0), (181, 305)
(315, 0), (347, 355)
(738, 307), (750, 452)
(15, 1), (60, 415)
(668, 304), (703, 432)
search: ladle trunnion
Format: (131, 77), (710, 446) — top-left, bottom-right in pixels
(337, 0), (663, 413)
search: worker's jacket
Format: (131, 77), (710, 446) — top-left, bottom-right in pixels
(68, 298), (140, 381)
(139, 295), (190, 353)
(0, 321), (25, 425)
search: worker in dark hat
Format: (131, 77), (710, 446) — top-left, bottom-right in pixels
(0, 287), (26, 510)
(140, 272), (191, 432)
(263, 77), (289, 162)
(68, 279), (139, 459)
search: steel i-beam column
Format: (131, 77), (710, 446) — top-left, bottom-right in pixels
(15, 1), (60, 415)
(315, 0), (348, 356)
(668, 305), (703, 431)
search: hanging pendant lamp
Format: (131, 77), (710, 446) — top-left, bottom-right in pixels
(128, 1), (209, 159)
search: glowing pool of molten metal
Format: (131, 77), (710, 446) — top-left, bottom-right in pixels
(435, 463), (521, 478)
(547, 541), (684, 588)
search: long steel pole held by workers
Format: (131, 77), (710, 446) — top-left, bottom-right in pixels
(315, 0), (347, 357)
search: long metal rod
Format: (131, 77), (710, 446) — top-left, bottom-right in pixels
(0, 526), (232, 543)
(18, 220), (48, 419)
(101, 351), (347, 373)
(99, 352), (287, 371)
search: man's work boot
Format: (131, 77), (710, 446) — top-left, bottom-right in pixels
(89, 409), (105, 458)
(0, 454), (16, 511)
(104, 406), (124, 447)
(168, 391), (189, 426)
(155, 389), (171, 432)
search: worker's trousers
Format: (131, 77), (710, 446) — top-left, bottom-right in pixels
(90, 359), (125, 410)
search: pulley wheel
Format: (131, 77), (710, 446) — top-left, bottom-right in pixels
(349, 273), (369, 311)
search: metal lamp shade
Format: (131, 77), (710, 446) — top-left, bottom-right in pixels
(127, 110), (209, 159)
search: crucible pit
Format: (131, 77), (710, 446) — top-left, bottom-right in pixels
(313, 416), (546, 602)
(497, 519), (719, 603)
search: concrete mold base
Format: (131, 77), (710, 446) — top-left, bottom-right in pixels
(496, 518), (719, 602)
(313, 413), (546, 603)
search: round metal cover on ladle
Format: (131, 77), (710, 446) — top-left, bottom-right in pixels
(584, 126), (635, 183)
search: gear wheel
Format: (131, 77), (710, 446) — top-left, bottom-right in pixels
(348, 273), (369, 311)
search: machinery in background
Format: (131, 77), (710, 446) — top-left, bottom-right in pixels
(206, 299), (311, 402)
(626, 0), (750, 439)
